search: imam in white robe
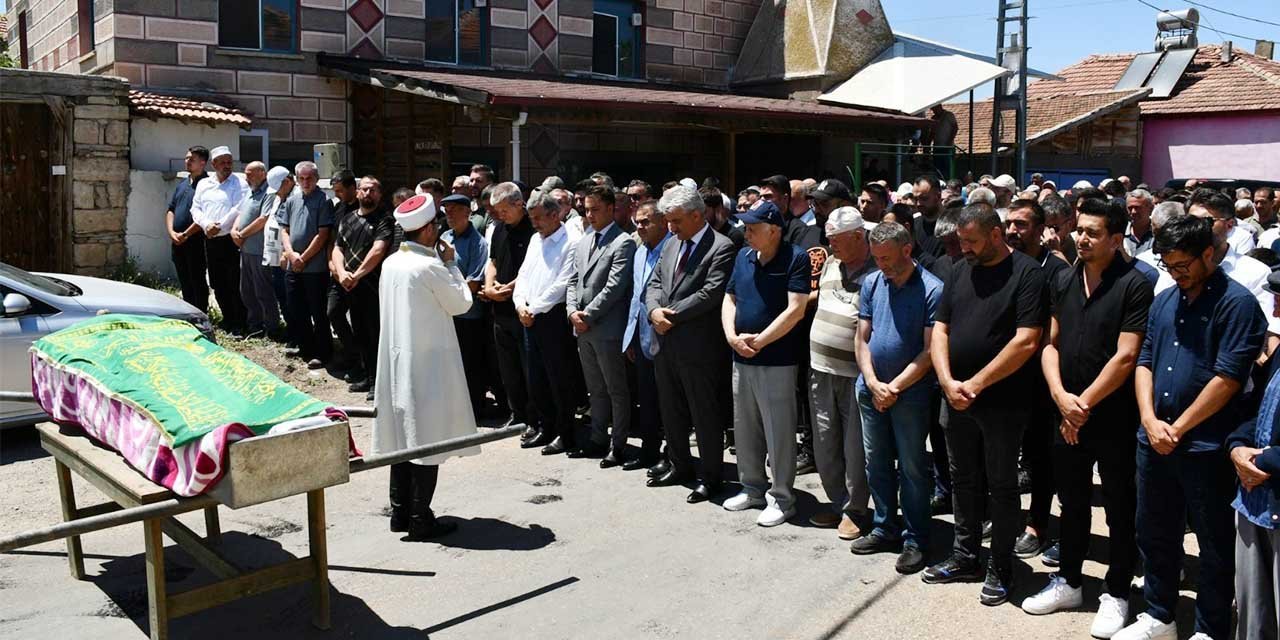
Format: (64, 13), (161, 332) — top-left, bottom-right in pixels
(373, 241), (479, 465)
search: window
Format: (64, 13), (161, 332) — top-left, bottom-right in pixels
(218, 0), (297, 53)
(78, 0), (95, 55)
(592, 0), (642, 78)
(425, 0), (488, 66)
(239, 129), (270, 167)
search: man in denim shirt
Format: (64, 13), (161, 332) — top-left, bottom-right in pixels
(1117, 215), (1267, 640)
(441, 193), (490, 418)
(623, 201), (671, 474)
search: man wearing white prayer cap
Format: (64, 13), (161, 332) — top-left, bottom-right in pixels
(191, 144), (249, 334)
(373, 193), (479, 541)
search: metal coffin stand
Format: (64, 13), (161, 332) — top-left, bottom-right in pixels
(37, 421), (351, 640)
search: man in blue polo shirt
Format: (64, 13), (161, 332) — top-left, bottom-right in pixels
(720, 200), (811, 527)
(166, 146), (210, 312)
(1115, 214), (1267, 640)
(441, 192), (489, 416)
(277, 161), (336, 369)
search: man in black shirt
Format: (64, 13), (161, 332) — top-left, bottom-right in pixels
(702, 187), (744, 253)
(1021, 193), (1152, 635)
(327, 171), (361, 367)
(1004, 199), (1071, 560)
(924, 203), (1048, 607)
(484, 182), (539, 441)
(327, 176), (394, 397)
(912, 175), (947, 263)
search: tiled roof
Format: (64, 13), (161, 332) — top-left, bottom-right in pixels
(945, 90), (1148, 155)
(1026, 44), (1280, 116)
(128, 90), (253, 127)
(330, 60), (928, 127)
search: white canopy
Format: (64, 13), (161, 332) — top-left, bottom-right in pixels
(818, 33), (1057, 116)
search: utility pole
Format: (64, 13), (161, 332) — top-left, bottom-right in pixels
(992, 0), (1029, 181)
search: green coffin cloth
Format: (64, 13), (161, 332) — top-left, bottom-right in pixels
(32, 314), (329, 447)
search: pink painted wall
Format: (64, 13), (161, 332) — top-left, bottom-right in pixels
(1142, 113), (1280, 186)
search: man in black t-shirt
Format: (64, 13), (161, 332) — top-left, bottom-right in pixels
(484, 183), (539, 438)
(1004, 199), (1070, 561)
(327, 176), (395, 397)
(923, 203), (1048, 607)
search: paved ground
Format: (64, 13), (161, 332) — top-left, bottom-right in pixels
(0, 336), (1211, 639)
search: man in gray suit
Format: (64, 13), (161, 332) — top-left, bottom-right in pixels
(644, 185), (738, 504)
(567, 185), (638, 467)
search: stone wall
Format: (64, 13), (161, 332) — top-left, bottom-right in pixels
(70, 96), (132, 275)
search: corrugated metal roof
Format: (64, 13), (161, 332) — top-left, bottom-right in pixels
(128, 90), (253, 127)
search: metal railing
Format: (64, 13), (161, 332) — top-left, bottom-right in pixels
(850, 142), (960, 191)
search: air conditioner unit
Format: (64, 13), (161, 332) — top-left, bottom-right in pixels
(313, 143), (346, 178)
(475, 0), (486, 6)
(632, 13), (643, 27)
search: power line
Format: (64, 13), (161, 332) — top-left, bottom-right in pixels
(1183, 0), (1280, 29)
(894, 0), (1126, 23)
(1134, 0), (1270, 43)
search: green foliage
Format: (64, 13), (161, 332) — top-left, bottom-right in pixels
(108, 254), (177, 294)
(0, 37), (18, 69)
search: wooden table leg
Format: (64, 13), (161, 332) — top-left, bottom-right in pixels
(144, 518), (169, 640)
(203, 506), (222, 545)
(306, 490), (331, 630)
(54, 460), (85, 580)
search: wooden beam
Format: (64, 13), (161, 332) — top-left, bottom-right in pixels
(165, 558), (316, 620)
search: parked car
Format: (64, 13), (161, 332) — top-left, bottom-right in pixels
(0, 261), (214, 429)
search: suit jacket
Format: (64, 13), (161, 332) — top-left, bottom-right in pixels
(644, 225), (736, 360)
(566, 223), (637, 341)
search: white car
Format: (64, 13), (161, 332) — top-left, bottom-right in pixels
(0, 261), (214, 429)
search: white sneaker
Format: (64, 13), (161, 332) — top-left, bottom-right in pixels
(723, 491), (765, 512)
(756, 504), (795, 527)
(1021, 575), (1083, 615)
(1091, 594), (1130, 638)
(1187, 634), (1213, 640)
(1112, 613), (1176, 640)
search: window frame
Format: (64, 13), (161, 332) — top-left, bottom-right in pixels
(218, 0), (299, 54)
(424, 0), (490, 67)
(590, 0), (644, 79)
(239, 129), (271, 167)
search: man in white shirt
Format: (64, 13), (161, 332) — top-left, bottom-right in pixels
(513, 189), (581, 456)
(191, 145), (249, 334)
(1186, 189), (1280, 336)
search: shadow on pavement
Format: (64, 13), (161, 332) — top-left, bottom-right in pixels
(423, 576), (580, 635)
(0, 424), (48, 465)
(430, 517), (556, 551)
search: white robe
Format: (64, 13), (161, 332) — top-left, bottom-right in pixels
(373, 241), (479, 465)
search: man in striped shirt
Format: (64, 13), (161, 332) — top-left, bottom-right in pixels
(807, 207), (878, 538)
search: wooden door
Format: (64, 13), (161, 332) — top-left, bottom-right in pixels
(0, 103), (58, 271)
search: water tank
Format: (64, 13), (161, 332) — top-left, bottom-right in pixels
(1156, 8), (1198, 33)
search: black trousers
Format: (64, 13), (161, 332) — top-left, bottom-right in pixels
(493, 312), (532, 424)
(1053, 412), (1136, 596)
(482, 307), (508, 414)
(204, 235), (246, 330)
(524, 305), (580, 445)
(1022, 400), (1056, 533)
(326, 280), (379, 375)
(454, 316), (489, 417)
(929, 393), (952, 498)
(171, 235), (209, 313)
(654, 346), (726, 484)
(633, 352), (664, 457)
(285, 271), (332, 362)
(945, 403), (1028, 573)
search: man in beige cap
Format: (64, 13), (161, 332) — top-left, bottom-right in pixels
(374, 193), (478, 541)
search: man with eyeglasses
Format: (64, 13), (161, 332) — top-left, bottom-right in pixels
(1114, 214), (1266, 640)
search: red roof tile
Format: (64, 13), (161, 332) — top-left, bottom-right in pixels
(1026, 44), (1280, 116)
(352, 65), (927, 127)
(944, 90), (1147, 155)
(128, 90), (253, 127)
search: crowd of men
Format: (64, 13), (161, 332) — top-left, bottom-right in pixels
(163, 142), (1280, 639)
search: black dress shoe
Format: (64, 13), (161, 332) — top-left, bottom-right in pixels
(541, 437), (569, 456)
(686, 483), (718, 503)
(647, 459), (672, 478)
(285, 347), (304, 358)
(599, 449), (625, 469)
(520, 424), (539, 441)
(646, 467), (690, 487)
(521, 430), (552, 449)
(622, 455), (657, 471)
(348, 378), (373, 393)
(568, 442), (607, 459)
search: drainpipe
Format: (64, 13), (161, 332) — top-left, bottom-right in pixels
(511, 111), (528, 182)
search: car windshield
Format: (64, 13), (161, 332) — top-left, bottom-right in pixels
(0, 262), (81, 297)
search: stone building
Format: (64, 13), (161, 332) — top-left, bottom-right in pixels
(5, 0), (926, 193)
(1, 69), (132, 275)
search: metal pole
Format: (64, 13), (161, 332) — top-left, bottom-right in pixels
(968, 89), (975, 180)
(0, 424), (526, 552)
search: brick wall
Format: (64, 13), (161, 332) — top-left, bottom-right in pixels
(644, 0), (756, 86)
(70, 95), (132, 274)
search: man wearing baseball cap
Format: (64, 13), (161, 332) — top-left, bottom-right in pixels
(441, 192), (491, 417)
(721, 200), (812, 527)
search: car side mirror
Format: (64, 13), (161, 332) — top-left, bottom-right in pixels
(3, 293), (32, 317)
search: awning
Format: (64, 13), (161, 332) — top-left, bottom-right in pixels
(817, 33), (1059, 116)
(319, 54), (928, 129)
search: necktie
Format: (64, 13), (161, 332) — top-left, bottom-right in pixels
(676, 240), (693, 275)
(590, 232), (605, 259)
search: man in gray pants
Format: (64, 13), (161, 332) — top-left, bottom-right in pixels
(566, 185), (637, 466)
(720, 201), (811, 527)
(230, 161), (279, 338)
